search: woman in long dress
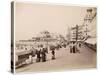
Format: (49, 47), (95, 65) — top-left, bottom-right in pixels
(36, 47), (41, 62)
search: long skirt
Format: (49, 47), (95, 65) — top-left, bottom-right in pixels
(73, 46), (76, 53)
(52, 55), (55, 60)
(36, 57), (41, 62)
(70, 47), (72, 53)
(42, 55), (46, 62)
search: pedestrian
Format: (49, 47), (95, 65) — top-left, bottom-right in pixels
(73, 42), (76, 53)
(76, 42), (80, 53)
(69, 42), (73, 53)
(51, 50), (55, 60)
(41, 47), (47, 62)
(79, 43), (81, 48)
(29, 55), (33, 64)
(36, 46), (41, 62)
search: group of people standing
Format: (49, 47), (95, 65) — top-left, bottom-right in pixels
(35, 45), (55, 63)
(29, 42), (81, 64)
(69, 42), (81, 53)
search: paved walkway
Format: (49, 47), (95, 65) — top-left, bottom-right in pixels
(16, 44), (96, 73)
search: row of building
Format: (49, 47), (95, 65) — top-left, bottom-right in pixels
(67, 8), (97, 50)
(68, 8), (96, 43)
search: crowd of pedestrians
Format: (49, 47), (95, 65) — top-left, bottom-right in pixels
(32, 42), (81, 63)
(16, 41), (82, 68)
(35, 45), (56, 63)
(69, 41), (81, 53)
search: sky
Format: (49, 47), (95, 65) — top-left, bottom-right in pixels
(15, 2), (90, 41)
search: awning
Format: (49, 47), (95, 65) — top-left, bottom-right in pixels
(85, 38), (96, 45)
(16, 50), (32, 56)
